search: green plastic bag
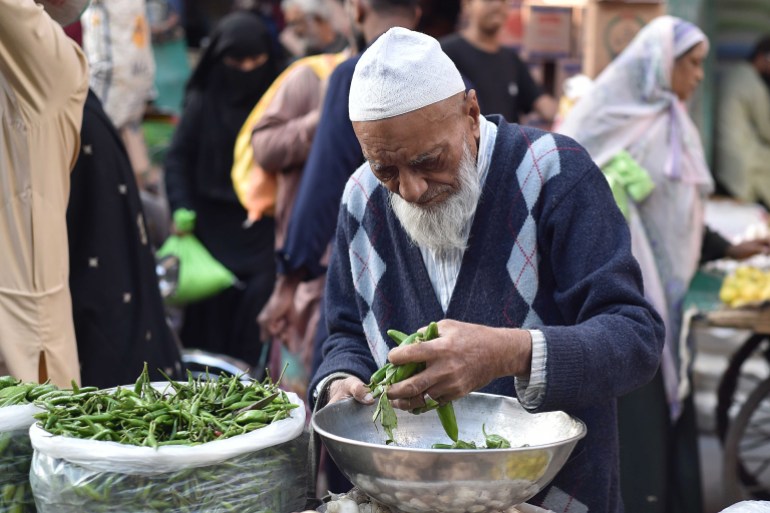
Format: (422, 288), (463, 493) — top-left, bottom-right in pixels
(156, 209), (236, 305)
(601, 150), (655, 220)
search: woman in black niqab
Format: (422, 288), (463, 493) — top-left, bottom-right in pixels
(164, 12), (281, 368)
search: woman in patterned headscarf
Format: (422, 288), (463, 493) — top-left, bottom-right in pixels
(560, 16), (719, 513)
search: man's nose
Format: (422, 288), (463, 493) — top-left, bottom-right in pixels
(398, 172), (428, 204)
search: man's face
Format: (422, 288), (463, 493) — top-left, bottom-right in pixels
(464, 0), (507, 36)
(353, 92), (483, 251)
(284, 6), (324, 53)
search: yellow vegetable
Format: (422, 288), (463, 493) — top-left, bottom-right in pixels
(720, 266), (770, 307)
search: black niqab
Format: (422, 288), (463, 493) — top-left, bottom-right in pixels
(183, 12), (279, 204)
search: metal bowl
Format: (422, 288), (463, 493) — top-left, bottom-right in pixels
(312, 392), (586, 513)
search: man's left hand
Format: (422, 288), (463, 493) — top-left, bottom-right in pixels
(385, 320), (532, 411)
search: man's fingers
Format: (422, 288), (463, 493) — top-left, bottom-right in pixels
(328, 377), (373, 405)
(387, 369), (434, 399)
(388, 339), (441, 366)
(351, 380), (375, 404)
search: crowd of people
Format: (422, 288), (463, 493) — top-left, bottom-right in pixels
(2, 0), (770, 511)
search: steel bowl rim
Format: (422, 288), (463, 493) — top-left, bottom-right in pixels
(311, 392), (587, 453)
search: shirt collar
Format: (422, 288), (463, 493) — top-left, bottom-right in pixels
(476, 115), (498, 188)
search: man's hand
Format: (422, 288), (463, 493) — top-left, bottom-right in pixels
(386, 320), (532, 410)
(257, 271), (303, 343)
(327, 376), (374, 405)
(727, 238), (770, 260)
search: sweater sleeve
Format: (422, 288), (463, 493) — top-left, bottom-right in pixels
(163, 96), (201, 213)
(534, 155), (665, 413)
(308, 203), (378, 403)
(276, 59), (364, 278)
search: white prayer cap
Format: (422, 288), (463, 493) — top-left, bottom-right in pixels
(349, 27), (466, 122)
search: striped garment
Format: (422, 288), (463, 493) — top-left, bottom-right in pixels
(419, 117), (546, 409)
(314, 115), (665, 512)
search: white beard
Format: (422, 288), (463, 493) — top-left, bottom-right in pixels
(390, 141), (481, 253)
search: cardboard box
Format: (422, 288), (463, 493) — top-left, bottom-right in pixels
(523, 5), (573, 59)
(582, 1), (666, 77)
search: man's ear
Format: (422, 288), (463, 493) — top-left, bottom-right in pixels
(352, 0), (365, 25)
(465, 89), (481, 139)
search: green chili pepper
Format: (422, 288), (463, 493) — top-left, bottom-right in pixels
(483, 424), (511, 449)
(235, 409), (270, 425)
(368, 363), (391, 386)
(386, 329), (409, 344)
(437, 403), (458, 442)
(424, 322), (439, 341)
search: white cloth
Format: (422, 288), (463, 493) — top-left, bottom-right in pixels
(349, 27), (465, 122)
(720, 502), (770, 513)
(559, 15), (713, 420)
(82, 0), (156, 128)
(420, 117), (547, 408)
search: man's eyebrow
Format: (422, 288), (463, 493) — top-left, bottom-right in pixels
(409, 148), (442, 166)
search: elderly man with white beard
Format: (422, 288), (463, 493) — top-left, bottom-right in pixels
(310, 28), (665, 512)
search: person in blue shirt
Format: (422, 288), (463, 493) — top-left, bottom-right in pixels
(258, 0), (421, 373)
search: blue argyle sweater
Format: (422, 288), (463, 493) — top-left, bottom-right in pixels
(313, 116), (665, 512)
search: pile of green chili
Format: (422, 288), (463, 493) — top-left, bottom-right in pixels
(33, 364), (297, 447)
(29, 367), (307, 513)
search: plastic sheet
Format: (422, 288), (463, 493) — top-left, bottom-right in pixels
(30, 391), (308, 513)
(0, 405), (40, 513)
(31, 434), (308, 513)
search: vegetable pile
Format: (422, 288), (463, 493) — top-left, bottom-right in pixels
(0, 377), (65, 408)
(368, 323), (458, 444)
(431, 425), (511, 450)
(29, 366), (307, 513)
(0, 377), (67, 513)
(33, 364), (297, 447)
(720, 266), (770, 307)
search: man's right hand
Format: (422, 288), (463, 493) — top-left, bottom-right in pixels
(258, 272), (303, 343)
(327, 376), (374, 405)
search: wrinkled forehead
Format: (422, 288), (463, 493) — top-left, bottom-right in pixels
(354, 104), (464, 167)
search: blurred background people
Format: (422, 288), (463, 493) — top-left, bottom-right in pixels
(560, 16), (770, 513)
(256, 0), (420, 494)
(147, 0), (191, 116)
(441, 0), (556, 125)
(164, 12), (281, 368)
(258, 0), (421, 385)
(715, 36), (770, 208)
(280, 0), (348, 58)
(239, 45), (349, 399)
(0, 0), (89, 386)
(81, 0), (158, 191)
